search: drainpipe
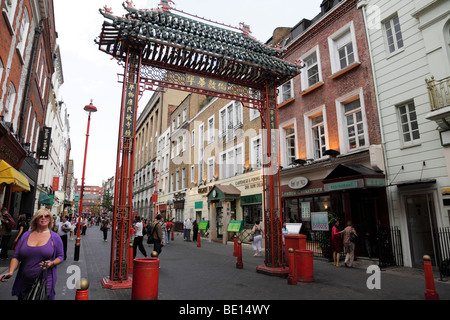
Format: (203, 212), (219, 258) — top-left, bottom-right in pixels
(18, 21), (43, 143)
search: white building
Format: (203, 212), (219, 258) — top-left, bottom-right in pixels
(36, 45), (71, 216)
(359, 0), (450, 267)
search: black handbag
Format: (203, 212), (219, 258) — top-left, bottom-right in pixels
(23, 266), (48, 300)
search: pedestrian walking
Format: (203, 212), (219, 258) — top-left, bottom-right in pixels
(192, 220), (198, 242)
(252, 220), (263, 256)
(0, 207), (15, 260)
(165, 219), (173, 244)
(56, 215), (71, 260)
(152, 214), (163, 256)
(101, 217), (110, 241)
(0, 208), (64, 300)
(133, 216), (147, 259)
(14, 215), (29, 249)
(331, 220), (342, 267)
(341, 221), (357, 268)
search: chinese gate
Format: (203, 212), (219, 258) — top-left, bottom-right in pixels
(97, 1), (303, 287)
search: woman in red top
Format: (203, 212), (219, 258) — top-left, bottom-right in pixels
(331, 221), (343, 267)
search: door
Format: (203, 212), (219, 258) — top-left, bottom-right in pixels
(405, 194), (437, 267)
(216, 207), (223, 239)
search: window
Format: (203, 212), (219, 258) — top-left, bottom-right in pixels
(4, 82), (17, 123)
(182, 168), (186, 189)
(279, 120), (297, 167)
(177, 114), (181, 128)
(4, 0), (18, 26)
(277, 80), (294, 104)
(219, 101), (244, 141)
(249, 89), (261, 121)
(17, 8), (30, 57)
(183, 109), (187, 122)
(207, 115), (214, 144)
(219, 144), (245, 179)
(300, 47), (322, 90)
(176, 171), (179, 191)
(190, 165), (195, 184)
(336, 90), (368, 153)
(171, 174), (174, 192)
(397, 102), (420, 144)
(191, 130), (195, 147)
(198, 124), (204, 183)
(305, 108), (328, 160)
(384, 15), (404, 54)
(207, 157), (215, 182)
(344, 99), (365, 150)
(328, 21), (359, 74)
(285, 126), (296, 165)
(251, 135), (263, 169)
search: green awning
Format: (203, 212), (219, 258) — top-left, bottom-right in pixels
(38, 192), (51, 205)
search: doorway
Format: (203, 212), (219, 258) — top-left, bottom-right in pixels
(405, 194), (437, 267)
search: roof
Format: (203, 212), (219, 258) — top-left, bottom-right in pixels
(207, 184), (241, 198)
(323, 164), (384, 181)
(97, 3), (302, 88)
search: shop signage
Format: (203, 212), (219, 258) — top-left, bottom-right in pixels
(288, 177), (309, 190)
(311, 212), (329, 231)
(324, 179), (363, 192)
(186, 74), (228, 93)
(227, 220), (243, 233)
(195, 201), (203, 209)
(365, 178), (385, 187)
(241, 194), (262, 206)
(199, 220), (210, 230)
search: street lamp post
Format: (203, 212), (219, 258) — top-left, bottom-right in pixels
(74, 100), (97, 261)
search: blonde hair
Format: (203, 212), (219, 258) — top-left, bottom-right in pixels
(30, 208), (53, 231)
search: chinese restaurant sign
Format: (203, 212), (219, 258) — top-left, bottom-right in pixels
(123, 82), (138, 138)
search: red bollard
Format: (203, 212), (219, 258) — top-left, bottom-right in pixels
(197, 232), (201, 248)
(287, 248), (297, 285)
(75, 279), (89, 300)
(423, 255), (439, 300)
(233, 236), (238, 257)
(171, 228), (174, 241)
(236, 241), (243, 269)
(132, 253), (160, 300)
(295, 249), (314, 282)
(128, 242), (134, 275)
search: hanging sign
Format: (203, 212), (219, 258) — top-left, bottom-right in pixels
(37, 127), (52, 160)
(123, 82), (137, 138)
(52, 177), (60, 191)
(289, 177), (309, 189)
(198, 220), (210, 230)
(227, 220), (243, 233)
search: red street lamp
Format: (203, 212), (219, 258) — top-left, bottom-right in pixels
(74, 100), (98, 261)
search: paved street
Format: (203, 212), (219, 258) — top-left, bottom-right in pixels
(1, 226), (450, 305)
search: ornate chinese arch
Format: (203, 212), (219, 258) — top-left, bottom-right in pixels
(97, 1), (303, 287)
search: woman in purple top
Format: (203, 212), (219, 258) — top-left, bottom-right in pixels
(0, 208), (64, 300)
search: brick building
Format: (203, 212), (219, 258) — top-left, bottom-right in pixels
(272, 0), (389, 259)
(0, 0), (58, 218)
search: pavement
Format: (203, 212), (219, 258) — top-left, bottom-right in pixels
(1, 226), (450, 308)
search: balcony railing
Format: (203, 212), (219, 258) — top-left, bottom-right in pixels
(426, 76), (450, 111)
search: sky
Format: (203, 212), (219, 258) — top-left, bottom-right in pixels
(53, 0), (324, 187)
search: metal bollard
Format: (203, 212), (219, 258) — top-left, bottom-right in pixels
(287, 248), (297, 285)
(197, 232), (201, 248)
(132, 252), (160, 300)
(236, 241), (243, 269)
(423, 255), (439, 300)
(75, 279), (89, 300)
(295, 249), (314, 282)
(171, 228), (174, 241)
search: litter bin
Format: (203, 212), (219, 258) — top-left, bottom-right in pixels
(132, 258), (160, 300)
(295, 249), (314, 282)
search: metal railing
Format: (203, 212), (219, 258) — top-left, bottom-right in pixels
(433, 227), (450, 279)
(426, 76), (450, 111)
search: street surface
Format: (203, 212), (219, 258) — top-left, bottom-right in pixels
(1, 225), (449, 313)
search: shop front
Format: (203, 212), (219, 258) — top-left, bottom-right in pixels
(281, 164), (390, 259)
(207, 185), (240, 243)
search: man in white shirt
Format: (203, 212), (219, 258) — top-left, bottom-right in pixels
(133, 216), (147, 259)
(185, 218), (192, 242)
(57, 215), (72, 260)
